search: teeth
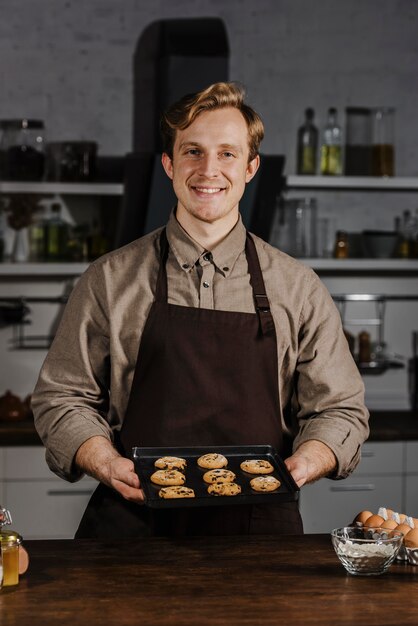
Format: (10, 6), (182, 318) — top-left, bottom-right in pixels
(194, 187), (222, 194)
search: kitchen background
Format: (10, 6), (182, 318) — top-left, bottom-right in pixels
(0, 0), (417, 536)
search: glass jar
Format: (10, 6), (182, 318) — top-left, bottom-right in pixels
(344, 107), (372, 176)
(0, 530), (22, 586)
(0, 119), (46, 181)
(371, 108), (395, 177)
(272, 197), (317, 258)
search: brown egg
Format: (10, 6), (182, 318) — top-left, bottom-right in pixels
(364, 514), (385, 528)
(398, 513), (407, 524)
(395, 523), (412, 538)
(405, 528), (418, 549)
(19, 545), (29, 575)
(380, 519), (398, 530)
(386, 508), (395, 518)
(353, 510), (373, 524)
(413, 518), (418, 528)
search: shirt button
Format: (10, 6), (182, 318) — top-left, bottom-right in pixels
(182, 263), (190, 269)
(203, 281), (210, 288)
(203, 253), (212, 262)
(223, 266), (229, 272)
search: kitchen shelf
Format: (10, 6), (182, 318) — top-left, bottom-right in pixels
(0, 181), (124, 196)
(286, 175), (418, 190)
(300, 258), (418, 272)
(0, 262), (89, 276)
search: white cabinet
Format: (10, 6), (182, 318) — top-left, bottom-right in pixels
(300, 441), (405, 533)
(405, 441), (418, 517)
(1, 446), (97, 539)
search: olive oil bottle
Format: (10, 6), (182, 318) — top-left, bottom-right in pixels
(296, 108), (318, 175)
(320, 108), (343, 175)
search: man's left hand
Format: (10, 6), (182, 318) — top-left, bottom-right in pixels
(284, 440), (337, 487)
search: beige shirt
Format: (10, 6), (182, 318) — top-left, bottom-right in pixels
(32, 212), (369, 482)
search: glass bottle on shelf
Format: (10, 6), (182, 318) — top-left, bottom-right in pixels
(296, 108), (318, 175)
(333, 230), (349, 258)
(28, 209), (47, 262)
(320, 108), (343, 175)
(45, 203), (69, 261)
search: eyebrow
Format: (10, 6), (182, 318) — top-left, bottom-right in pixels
(179, 141), (243, 153)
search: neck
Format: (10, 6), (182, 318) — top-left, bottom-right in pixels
(176, 208), (239, 249)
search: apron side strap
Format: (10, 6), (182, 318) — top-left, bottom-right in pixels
(245, 233), (276, 336)
(155, 228), (169, 302)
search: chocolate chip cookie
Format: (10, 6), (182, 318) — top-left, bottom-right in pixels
(150, 469), (186, 486)
(240, 459), (274, 474)
(197, 453), (228, 469)
(203, 469), (236, 484)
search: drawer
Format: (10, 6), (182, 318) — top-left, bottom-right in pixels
(4, 446), (57, 480)
(3, 478), (97, 539)
(405, 441), (418, 473)
(353, 441), (404, 475)
(300, 474), (403, 534)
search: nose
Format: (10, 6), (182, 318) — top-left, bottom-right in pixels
(197, 152), (219, 178)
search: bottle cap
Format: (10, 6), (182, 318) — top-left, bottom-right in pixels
(0, 530), (22, 546)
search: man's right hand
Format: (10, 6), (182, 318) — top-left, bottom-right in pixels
(75, 435), (144, 504)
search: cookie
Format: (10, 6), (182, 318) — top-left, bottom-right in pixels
(150, 469), (186, 486)
(208, 483), (242, 496)
(203, 469), (236, 484)
(250, 476), (281, 492)
(154, 456), (187, 471)
(197, 453), (228, 469)
(159, 486), (195, 499)
(240, 459), (274, 475)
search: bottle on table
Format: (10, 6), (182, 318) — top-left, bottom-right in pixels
(296, 108), (318, 175)
(320, 108), (343, 175)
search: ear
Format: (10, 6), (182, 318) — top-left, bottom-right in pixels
(161, 153), (174, 180)
(245, 155), (260, 183)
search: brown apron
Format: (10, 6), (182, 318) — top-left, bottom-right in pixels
(75, 229), (303, 538)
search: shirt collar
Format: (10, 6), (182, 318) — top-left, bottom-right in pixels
(166, 210), (247, 276)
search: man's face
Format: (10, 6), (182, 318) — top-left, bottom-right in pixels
(162, 107), (259, 228)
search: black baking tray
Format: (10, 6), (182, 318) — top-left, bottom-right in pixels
(132, 445), (299, 508)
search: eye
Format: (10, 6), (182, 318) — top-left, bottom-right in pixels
(186, 148), (201, 156)
(222, 151), (235, 158)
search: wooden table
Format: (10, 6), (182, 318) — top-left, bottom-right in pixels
(1, 534), (417, 625)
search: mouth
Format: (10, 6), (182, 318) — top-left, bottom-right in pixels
(191, 185), (226, 196)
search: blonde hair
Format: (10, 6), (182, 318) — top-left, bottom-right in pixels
(160, 82), (264, 162)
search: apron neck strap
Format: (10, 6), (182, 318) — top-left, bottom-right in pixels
(157, 228), (274, 336)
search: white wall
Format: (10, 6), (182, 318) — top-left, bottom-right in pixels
(0, 0), (417, 176)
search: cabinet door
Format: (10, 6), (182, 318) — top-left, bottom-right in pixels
(300, 475), (403, 534)
(405, 441), (418, 473)
(354, 441), (404, 475)
(0, 448), (4, 503)
(4, 478), (97, 539)
(4, 446), (56, 479)
(405, 475), (418, 518)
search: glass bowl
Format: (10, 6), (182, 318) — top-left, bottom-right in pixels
(331, 526), (404, 575)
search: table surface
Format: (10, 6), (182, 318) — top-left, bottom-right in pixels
(1, 534), (417, 626)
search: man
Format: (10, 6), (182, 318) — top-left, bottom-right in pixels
(32, 82), (369, 537)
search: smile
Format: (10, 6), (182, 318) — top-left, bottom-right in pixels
(192, 187), (225, 194)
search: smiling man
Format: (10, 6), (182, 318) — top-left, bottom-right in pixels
(32, 83), (369, 538)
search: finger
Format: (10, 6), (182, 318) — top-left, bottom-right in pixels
(115, 480), (145, 503)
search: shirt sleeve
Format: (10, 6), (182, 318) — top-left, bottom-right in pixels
(31, 263), (112, 482)
(291, 270), (370, 479)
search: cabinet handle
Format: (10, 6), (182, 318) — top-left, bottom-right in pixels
(330, 484), (375, 492)
(47, 490), (94, 496)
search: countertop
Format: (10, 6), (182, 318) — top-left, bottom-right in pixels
(1, 535), (417, 626)
(1, 410), (418, 446)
